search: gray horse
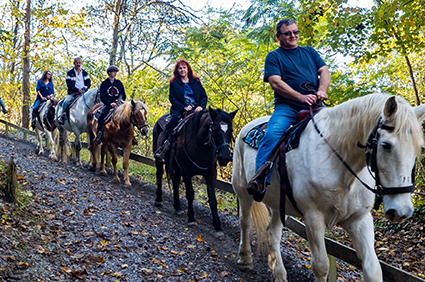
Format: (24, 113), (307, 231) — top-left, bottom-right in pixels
(55, 87), (100, 166)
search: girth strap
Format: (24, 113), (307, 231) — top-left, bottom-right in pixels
(278, 141), (303, 225)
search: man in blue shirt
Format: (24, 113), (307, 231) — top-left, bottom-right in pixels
(251, 18), (331, 191)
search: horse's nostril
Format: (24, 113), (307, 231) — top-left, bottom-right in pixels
(385, 209), (396, 219)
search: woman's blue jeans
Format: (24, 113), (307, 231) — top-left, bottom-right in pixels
(255, 103), (302, 183)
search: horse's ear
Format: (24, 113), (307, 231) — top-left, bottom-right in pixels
(414, 104), (425, 122)
(208, 107), (217, 120)
(383, 96), (397, 120)
(131, 100), (136, 108)
(229, 109), (238, 120)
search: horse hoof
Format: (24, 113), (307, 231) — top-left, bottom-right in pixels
(237, 262), (254, 271)
(124, 182), (131, 186)
(89, 166), (96, 172)
(214, 231), (224, 239)
(187, 221), (197, 226)
(111, 178), (120, 184)
(155, 201), (163, 207)
(175, 210), (184, 216)
(100, 170), (107, 176)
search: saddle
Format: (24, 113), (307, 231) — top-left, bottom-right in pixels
(246, 106), (322, 225)
(94, 105), (115, 124)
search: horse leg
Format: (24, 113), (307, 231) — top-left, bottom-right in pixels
(341, 213), (382, 282)
(172, 174), (183, 215)
(122, 146), (131, 186)
(57, 126), (68, 163)
(236, 193), (254, 270)
(46, 131), (56, 160)
(155, 161), (164, 206)
(204, 173), (223, 237)
(268, 209), (287, 282)
(109, 144), (120, 182)
(74, 134), (83, 166)
(305, 211), (328, 282)
(100, 144), (107, 175)
(89, 142), (98, 172)
(183, 175), (197, 226)
(35, 129), (44, 155)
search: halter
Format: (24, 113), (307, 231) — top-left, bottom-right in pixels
(130, 108), (149, 139)
(310, 107), (416, 209)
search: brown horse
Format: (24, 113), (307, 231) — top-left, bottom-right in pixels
(87, 100), (149, 185)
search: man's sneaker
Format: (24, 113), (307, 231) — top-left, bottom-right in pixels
(93, 131), (103, 145)
(2, 110), (8, 114)
(57, 116), (65, 125)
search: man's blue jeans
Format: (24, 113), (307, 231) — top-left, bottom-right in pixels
(255, 103), (302, 183)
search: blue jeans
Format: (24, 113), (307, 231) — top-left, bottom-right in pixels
(32, 99), (42, 119)
(61, 94), (76, 119)
(255, 103), (302, 183)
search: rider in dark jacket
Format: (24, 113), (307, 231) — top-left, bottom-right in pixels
(93, 65), (126, 144)
(154, 58), (207, 162)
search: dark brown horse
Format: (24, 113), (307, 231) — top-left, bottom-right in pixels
(87, 100), (149, 185)
(153, 108), (237, 238)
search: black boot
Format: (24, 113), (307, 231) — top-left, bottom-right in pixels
(154, 140), (170, 163)
(2, 109), (8, 114)
(31, 118), (36, 129)
(57, 113), (65, 125)
(93, 131), (103, 145)
(132, 136), (138, 146)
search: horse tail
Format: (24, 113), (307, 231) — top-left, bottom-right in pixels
(251, 201), (269, 255)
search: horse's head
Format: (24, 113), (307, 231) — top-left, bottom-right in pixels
(372, 96), (425, 222)
(130, 100), (149, 137)
(208, 108), (238, 166)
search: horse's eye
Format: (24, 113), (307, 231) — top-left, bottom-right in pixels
(381, 142), (392, 151)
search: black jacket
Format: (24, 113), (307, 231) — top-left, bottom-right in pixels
(100, 78), (126, 106)
(169, 78), (207, 115)
(66, 68), (91, 95)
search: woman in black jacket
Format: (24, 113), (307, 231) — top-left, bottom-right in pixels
(155, 59), (208, 162)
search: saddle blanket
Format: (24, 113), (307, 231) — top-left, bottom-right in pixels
(243, 116), (312, 152)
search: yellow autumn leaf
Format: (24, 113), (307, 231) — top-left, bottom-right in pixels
(197, 235), (203, 242)
(308, 9), (314, 14)
(101, 240), (108, 246)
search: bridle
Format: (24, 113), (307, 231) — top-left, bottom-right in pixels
(310, 107), (416, 209)
(182, 112), (232, 170)
(130, 109), (149, 139)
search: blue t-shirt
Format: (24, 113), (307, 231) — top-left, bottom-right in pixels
(35, 80), (55, 101)
(184, 83), (196, 106)
(264, 46), (326, 108)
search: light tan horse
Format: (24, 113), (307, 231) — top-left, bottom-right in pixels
(87, 100), (148, 185)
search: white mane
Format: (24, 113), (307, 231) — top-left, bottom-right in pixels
(315, 93), (423, 158)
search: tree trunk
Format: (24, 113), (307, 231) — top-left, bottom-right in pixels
(109, 0), (123, 66)
(404, 55), (420, 106)
(5, 158), (18, 203)
(21, 0), (31, 129)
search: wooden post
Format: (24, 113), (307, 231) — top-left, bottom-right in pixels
(23, 132), (27, 140)
(45, 137), (50, 148)
(5, 123), (9, 134)
(5, 157), (18, 203)
(71, 147), (76, 158)
(328, 254), (337, 282)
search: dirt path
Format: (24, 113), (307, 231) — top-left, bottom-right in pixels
(0, 133), (321, 282)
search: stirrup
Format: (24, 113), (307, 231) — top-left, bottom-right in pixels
(93, 132), (103, 145)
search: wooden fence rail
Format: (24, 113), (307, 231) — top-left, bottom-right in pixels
(0, 119), (423, 282)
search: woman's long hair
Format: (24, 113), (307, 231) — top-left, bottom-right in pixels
(41, 70), (53, 82)
(169, 59), (200, 83)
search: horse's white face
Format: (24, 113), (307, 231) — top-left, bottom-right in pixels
(377, 130), (416, 222)
(377, 98), (425, 223)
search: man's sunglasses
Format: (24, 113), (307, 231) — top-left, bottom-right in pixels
(281, 30), (300, 36)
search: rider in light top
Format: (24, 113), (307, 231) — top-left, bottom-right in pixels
(93, 65), (126, 144)
(32, 70), (55, 128)
(58, 57), (91, 125)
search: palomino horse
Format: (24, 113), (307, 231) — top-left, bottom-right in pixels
(153, 108), (237, 238)
(232, 94), (425, 282)
(31, 98), (59, 160)
(55, 87), (100, 166)
(87, 100), (149, 185)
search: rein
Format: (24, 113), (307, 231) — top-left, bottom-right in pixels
(82, 88), (90, 109)
(309, 107), (416, 209)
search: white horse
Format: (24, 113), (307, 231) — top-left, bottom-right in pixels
(232, 94), (425, 282)
(55, 87), (100, 166)
(31, 98), (59, 160)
